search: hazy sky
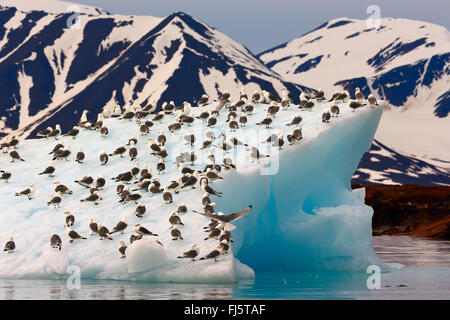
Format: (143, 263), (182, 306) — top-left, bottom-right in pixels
(73, 0), (449, 54)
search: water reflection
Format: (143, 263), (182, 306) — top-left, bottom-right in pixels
(4, 283), (14, 300)
(0, 236), (448, 299)
(373, 235), (450, 267)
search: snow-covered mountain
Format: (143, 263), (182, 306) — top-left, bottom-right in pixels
(353, 140), (449, 186)
(0, 1), (447, 186)
(259, 17), (450, 185)
(258, 17), (449, 116)
(0, 2), (312, 141)
(0, 0), (110, 15)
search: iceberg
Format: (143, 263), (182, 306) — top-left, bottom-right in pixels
(0, 98), (384, 283)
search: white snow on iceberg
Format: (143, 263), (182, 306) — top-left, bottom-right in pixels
(0, 98), (384, 282)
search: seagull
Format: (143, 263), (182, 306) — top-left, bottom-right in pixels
(194, 205), (252, 231)
(80, 191), (102, 205)
(119, 240), (127, 258)
(322, 111), (331, 123)
(111, 217), (128, 234)
(256, 116), (273, 128)
(177, 244), (199, 261)
(37, 127), (52, 138)
(331, 105), (340, 117)
(109, 145), (127, 158)
(38, 161), (56, 177)
(134, 224), (158, 237)
(15, 184), (35, 200)
(8, 147), (25, 162)
(368, 94), (378, 108)
(198, 94), (209, 106)
(52, 144), (71, 161)
(355, 87), (366, 102)
(3, 236), (15, 253)
(64, 225), (87, 243)
(64, 126), (80, 139)
(349, 100), (365, 111)
(0, 170), (11, 183)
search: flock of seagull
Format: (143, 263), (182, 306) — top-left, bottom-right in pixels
(0, 86), (377, 264)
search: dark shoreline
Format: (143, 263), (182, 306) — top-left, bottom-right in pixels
(351, 184), (450, 240)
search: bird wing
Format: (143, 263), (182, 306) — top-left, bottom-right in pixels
(194, 205), (252, 223)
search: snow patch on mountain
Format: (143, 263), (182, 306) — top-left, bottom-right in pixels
(0, 0), (110, 15)
(259, 17), (450, 179)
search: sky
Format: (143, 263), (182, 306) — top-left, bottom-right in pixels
(69, 0), (449, 54)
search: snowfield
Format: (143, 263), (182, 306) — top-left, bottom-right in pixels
(0, 98), (385, 283)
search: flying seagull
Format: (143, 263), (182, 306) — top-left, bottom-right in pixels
(193, 205), (252, 231)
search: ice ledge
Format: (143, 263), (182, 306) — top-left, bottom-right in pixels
(214, 106), (385, 271)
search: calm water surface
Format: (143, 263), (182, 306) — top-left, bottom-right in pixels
(0, 236), (449, 299)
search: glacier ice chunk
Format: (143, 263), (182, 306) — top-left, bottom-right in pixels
(127, 239), (168, 273)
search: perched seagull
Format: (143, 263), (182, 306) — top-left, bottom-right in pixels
(100, 126), (109, 137)
(177, 244), (199, 261)
(109, 145), (127, 158)
(251, 91), (261, 103)
(37, 127), (52, 138)
(65, 211), (75, 226)
(170, 226), (183, 241)
(78, 110), (92, 129)
(322, 111), (331, 123)
(246, 146), (270, 161)
(47, 193), (62, 208)
(15, 184), (35, 200)
(48, 124), (62, 139)
(99, 151), (109, 165)
(201, 179), (222, 197)
(135, 203), (146, 218)
(52, 144), (71, 161)
(64, 225), (87, 243)
(0, 170), (11, 183)
(97, 224), (113, 240)
(134, 224), (158, 237)
(261, 90), (280, 103)
(74, 175), (93, 187)
(199, 246), (224, 262)
(50, 234), (62, 250)
(355, 87), (366, 102)
(349, 100), (365, 112)
(331, 105), (340, 117)
(75, 148), (85, 163)
(119, 240), (127, 258)
(64, 126), (80, 139)
(256, 116), (273, 128)
(80, 191), (102, 205)
(53, 181), (72, 195)
(3, 236), (15, 253)
(169, 211), (184, 228)
(89, 219), (99, 235)
(368, 94), (378, 108)
(38, 161), (56, 177)
(286, 114), (302, 126)
(198, 94), (209, 106)
(8, 147), (25, 162)
(314, 88), (325, 101)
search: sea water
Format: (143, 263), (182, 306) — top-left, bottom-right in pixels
(0, 236), (448, 299)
